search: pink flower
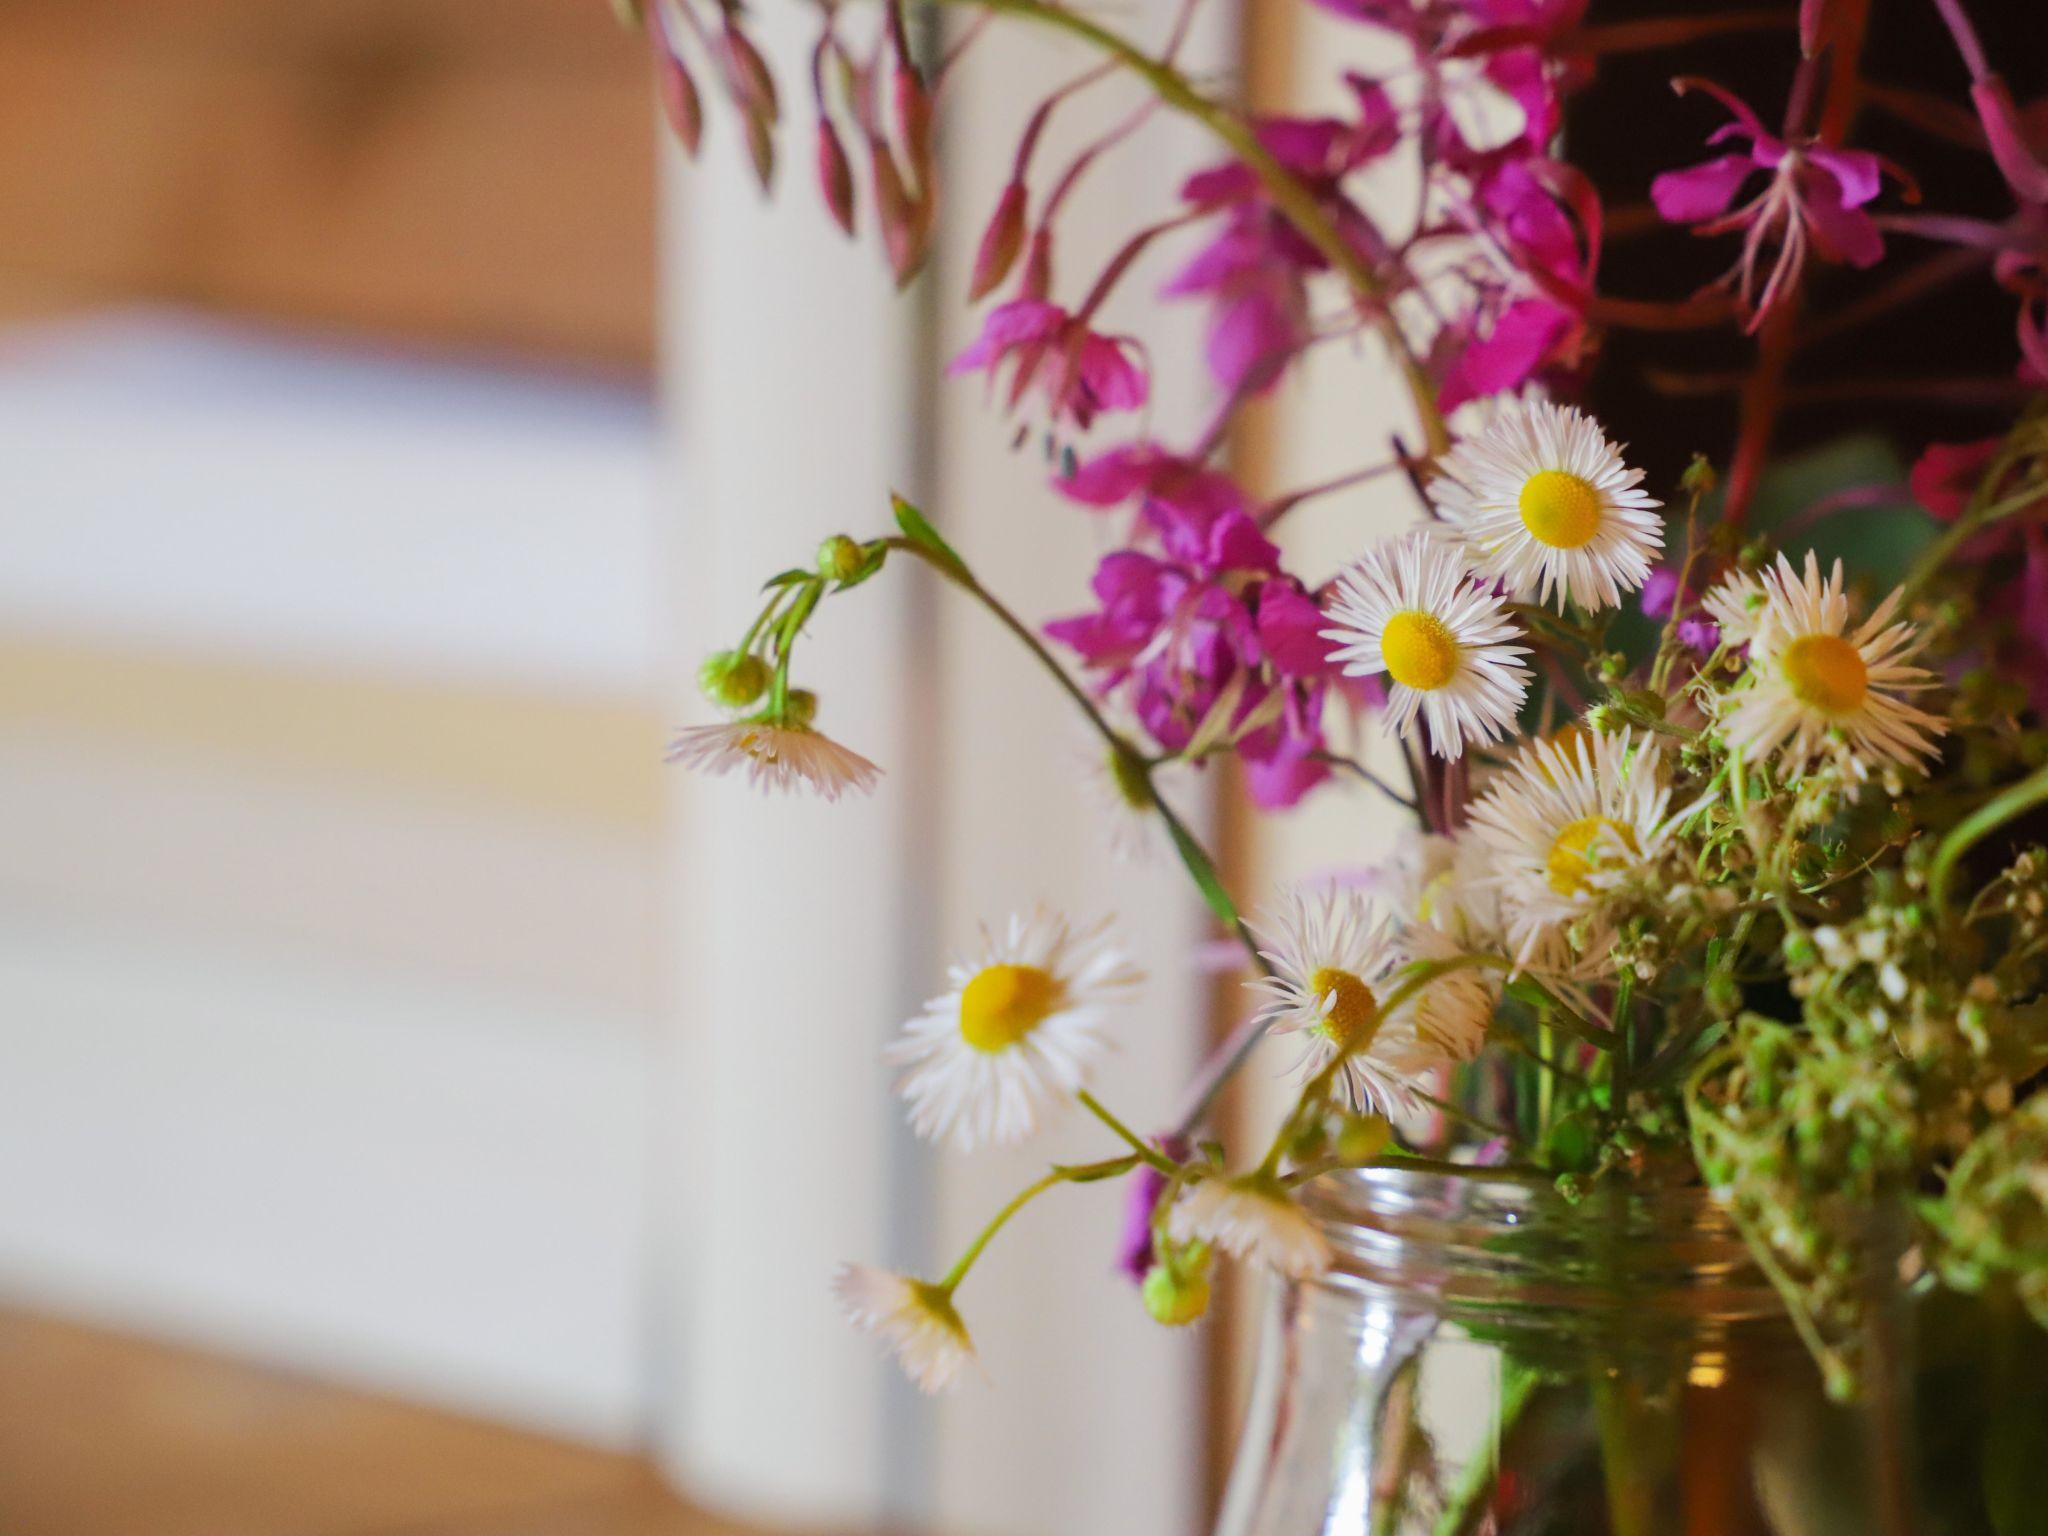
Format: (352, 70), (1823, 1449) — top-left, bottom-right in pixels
(1433, 156), (1597, 409)
(1169, 83), (1397, 396)
(1045, 538), (1343, 810)
(1652, 78), (1897, 329)
(950, 299), (1148, 431)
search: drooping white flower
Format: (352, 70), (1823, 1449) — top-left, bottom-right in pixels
(886, 908), (1141, 1152)
(1167, 1174), (1331, 1279)
(1248, 886), (1492, 1114)
(1719, 552), (1945, 779)
(1700, 568), (1769, 647)
(1362, 827), (1502, 953)
(1466, 728), (1681, 971)
(1430, 401), (1664, 612)
(667, 719), (882, 800)
(832, 1263), (977, 1393)
(1324, 531), (1532, 760)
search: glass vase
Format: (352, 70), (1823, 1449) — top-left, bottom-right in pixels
(1213, 1166), (1919, 1536)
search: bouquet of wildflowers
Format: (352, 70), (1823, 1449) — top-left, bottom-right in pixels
(641, 0), (2048, 1412)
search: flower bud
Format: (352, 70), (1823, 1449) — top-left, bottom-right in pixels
(969, 182), (1028, 302)
(892, 61), (935, 194)
(652, 27), (704, 156)
(1142, 1257), (1211, 1327)
(1335, 1112), (1392, 1166)
(1680, 454), (1718, 496)
(816, 118), (857, 236)
(698, 650), (770, 709)
(785, 688), (820, 727)
(719, 25), (780, 119)
(817, 534), (867, 583)
(870, 147), (930, 287)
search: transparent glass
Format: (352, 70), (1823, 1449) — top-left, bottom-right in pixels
(1214, 1167), (1917, 1536)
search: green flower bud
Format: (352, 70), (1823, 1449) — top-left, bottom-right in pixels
(1142, 1256), (1211, 1327)
(698, 650), (770, 709)
(785, 688), (819, 727)
(817, 534), (869, 584)
(1108, 743), (1152, 810)
(1335, 1112), (1392, 1165)
(1680, 455), (1718, 496)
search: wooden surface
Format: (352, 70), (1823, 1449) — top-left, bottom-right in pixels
(0, 0), (657, 365)
(0, 1307), (779, 1536)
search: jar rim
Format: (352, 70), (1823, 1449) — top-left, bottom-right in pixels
(1297, 1164), (1789, 1326)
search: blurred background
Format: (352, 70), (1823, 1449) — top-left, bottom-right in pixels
(0, 1), (1413, 1533)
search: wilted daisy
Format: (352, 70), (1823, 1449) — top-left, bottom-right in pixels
(887, 908), (1141, 1152)
(1324, 531), (1531, 759)
(1720, 552), (1945, 779)
(667, 718), (882, 800)
(1249, 886), (1492, 1113)
(1467, 729), (1679, 971)
(1431, 401), (1663, 612)
(1167, 1174), (1331, 1279)
(832, 1263), (977, 1393)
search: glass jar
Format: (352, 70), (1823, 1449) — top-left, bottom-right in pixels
(1213, 1166), (1916, 1536)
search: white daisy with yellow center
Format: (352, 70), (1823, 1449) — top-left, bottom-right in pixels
(1324, 531), (1532, 760)
(1720, 552), (1945, 779)
(1249, 887), (1493, 1115)
(832, 1263), (978, 1393)
(1430, 401), (1664, 612)
(886, 907), (1141, 1152)
(667, 719), (882, 800)
(1167, 1174), (1331, 1279)
(1467, 728), (1679, 971)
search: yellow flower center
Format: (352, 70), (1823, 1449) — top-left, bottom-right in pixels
(1307, 967), (1381, 1052)
(1545, 815), (1640, 897)
(1381, 611), (1459, 691)
(1780, 633), (1868, 716)
(958, 963), (1059, 1053)
(1518, 470), (1603, 550)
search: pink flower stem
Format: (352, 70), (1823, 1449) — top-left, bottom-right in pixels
(1566, 8), (1796, 55)
(1926, 0), (1992, 83)
(1729, 0), (1871, 524)
(1072, 209), (1205, 324)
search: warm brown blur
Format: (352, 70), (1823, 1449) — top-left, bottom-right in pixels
(0, 0), (656, 365)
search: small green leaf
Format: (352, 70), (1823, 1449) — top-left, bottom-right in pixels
(760, 567), (813, 593)
(892, 493), (969, 579)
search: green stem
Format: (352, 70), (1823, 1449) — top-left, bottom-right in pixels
(1431, 1362), (1541, 1536)
(932, 0), (1449, 458)
(883, 534), (1266, 968)
(1077, 1089), (1179, 1173)
(1930, 755), (2048, 919)
(938, 1168), (1067, 1291)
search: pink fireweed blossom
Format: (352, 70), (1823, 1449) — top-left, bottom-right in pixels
(1652, 78), (1901, 329)
(949, 298), (1148, 431)
(1431, 153), (1598, 410)
(1045, 517), (1345, 810)
(1168, 80), (1398, 397)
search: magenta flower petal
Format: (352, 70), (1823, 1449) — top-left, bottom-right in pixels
(1651, 153), (1755, 223)
(1437, 296), (1572, 413)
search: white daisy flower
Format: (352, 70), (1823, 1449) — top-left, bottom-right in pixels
(1430, 400), (1663, 612)
(1362, 827), (1501, 952)
(1167, 1174), (1331, 1279)
(1249, 886), (1493, 1115)
(1720, 552), (1946, 779)
(1324, 531), (1532, 760)
(1701, 568), (1769, 647)
(667, 719), (882, 800)
(1466, 728), (1680, 971)
(886, 908), (1141, 1152)
(832, 1263), (978, 1393)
